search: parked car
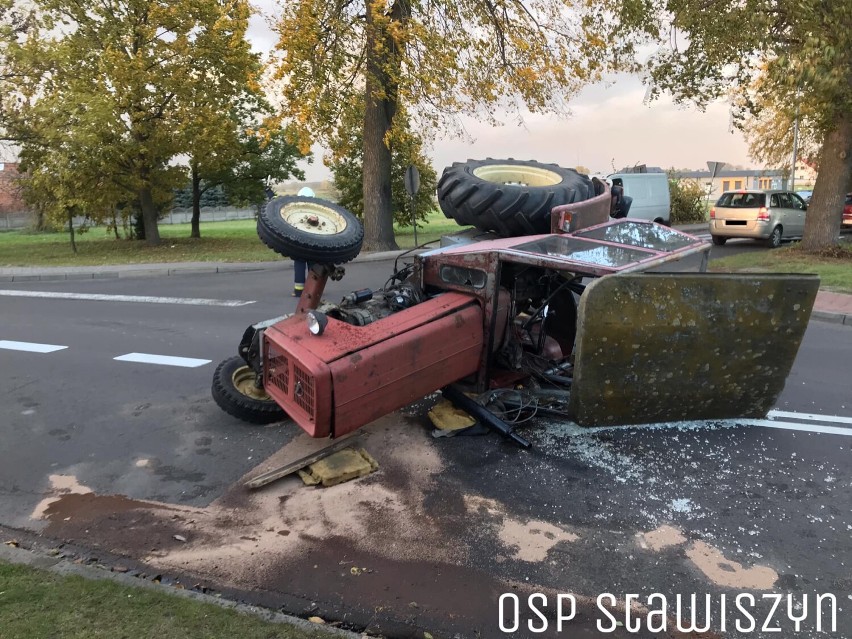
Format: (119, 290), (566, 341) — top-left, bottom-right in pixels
(709, 189), (808, 248)
(843, 194), (852, 228)
(607, 172), (671, 225)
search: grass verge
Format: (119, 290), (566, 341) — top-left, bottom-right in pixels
(0, 560), (341, 639)
(0, 210), (465, 267)
(709, 239), (852, 293)
(2, 212), (850, 296)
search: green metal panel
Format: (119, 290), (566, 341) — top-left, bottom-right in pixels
(569, 273), (820, 426)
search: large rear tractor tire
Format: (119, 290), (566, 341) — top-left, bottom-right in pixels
(437, 158), (595, 237)
(212, 356), (287, 425)
(258, 196), (364, 263)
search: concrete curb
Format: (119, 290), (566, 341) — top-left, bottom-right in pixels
(811, 310), (852, 326)
(0, 542), (364, 638)
(0, 250), (417, 282)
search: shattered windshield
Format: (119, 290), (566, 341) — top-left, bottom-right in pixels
(574, 221), (698, 251)
(513, 235), (651, 268)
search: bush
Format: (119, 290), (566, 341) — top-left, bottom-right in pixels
(327, 101), (436, 228)
(668, 175), (707, 224)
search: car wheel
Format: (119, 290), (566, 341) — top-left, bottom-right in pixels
(437, 158), (595, 237)
(765, 226), (783, 249)
(711, 235), (727, 246)
(257, 196), (364, 263)
(211, 356), (287, 424)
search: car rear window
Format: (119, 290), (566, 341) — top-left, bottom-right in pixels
(716, 192), (766, 208)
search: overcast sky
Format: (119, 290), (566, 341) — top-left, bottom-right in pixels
(248, 5), (755, 182)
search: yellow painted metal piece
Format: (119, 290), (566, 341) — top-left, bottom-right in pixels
(570, 272), (820, 426)
(428, 399), (477, 431)
(298, 448), (378, 487)
(231, 365), (272, 401)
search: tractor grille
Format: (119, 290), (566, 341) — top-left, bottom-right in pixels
(262, 324), (330, 436)
(266, 343), (289, 395)
(293, 363), (315, 414)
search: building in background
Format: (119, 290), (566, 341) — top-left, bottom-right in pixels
(672, 161), (817, 200)
(0, 161), (27, 211)
(0, 161), (32, 229)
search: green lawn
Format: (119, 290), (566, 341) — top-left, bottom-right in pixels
(0, 210), (467, 267)
(709, 241), (852, 293)
(0, 560), (342, 639)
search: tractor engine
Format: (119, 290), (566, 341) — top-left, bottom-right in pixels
(324, 282), (424, 327)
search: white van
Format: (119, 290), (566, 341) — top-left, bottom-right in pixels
(607, 172), (671, 225)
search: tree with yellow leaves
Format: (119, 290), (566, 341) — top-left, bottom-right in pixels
(3, 0), (265, 245)
(601, 0), (852, 251)
(271, 0), (616, 250)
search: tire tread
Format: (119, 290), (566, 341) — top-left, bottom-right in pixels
(437, 159), (594, 236)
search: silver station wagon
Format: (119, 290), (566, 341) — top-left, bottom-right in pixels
(709, 190), (808, 248)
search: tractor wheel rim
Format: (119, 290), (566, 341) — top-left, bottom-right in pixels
(472, 164), (563, 187)
(281, 202), (348, 235)
(232, 366), (271, 401)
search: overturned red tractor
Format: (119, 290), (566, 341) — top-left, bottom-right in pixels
(212, 160), (818, 443)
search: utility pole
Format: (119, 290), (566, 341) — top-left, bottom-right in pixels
(404, 165), (420, 246)
(706, 161), (725, 214)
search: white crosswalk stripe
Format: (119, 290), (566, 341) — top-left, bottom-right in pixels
(0, 340), (68, 353)
(768, 409), (852, 426)
(113, 352), (212, 368)
(0, 289), (255, 307)
(4, 342), (851, 429)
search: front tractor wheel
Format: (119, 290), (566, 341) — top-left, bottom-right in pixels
(257, 196), (364, 263)
(211, 356), (287, 425)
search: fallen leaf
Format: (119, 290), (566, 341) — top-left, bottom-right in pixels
(308, 616), (325, 624)
(173, 535), (187, 542)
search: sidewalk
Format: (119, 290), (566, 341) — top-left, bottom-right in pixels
(0, 249), (409, 281)
(1, 245), (850, 327)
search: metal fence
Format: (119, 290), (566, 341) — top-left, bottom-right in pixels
(161, 207), (258, 224)
(0, 212), (30, 230)
(0, 206), (258, 231)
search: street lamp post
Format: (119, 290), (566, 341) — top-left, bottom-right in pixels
(790, 101), (800, 192)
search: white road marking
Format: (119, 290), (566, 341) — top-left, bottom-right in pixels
(0, 340), (68, 353)
(0, 290), (254, 307)
(582, 409), (852, 437)
(113, 353), (211, 368)
(741, 419), (852, 437)
(768, 410), (852, 426)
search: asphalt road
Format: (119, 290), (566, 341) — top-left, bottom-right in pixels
(1, 256), (850, 638)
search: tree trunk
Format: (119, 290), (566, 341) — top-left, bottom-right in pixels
(138, 184), (161, 246)
(67, 207), (77, 254)
(800, 111), (852, 251)
(191, 162), (202, 239)
(361, 2), (404, 252)
(34, 208), (47, 232)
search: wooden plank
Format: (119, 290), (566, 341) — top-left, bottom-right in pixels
(244, 433), (363, 490)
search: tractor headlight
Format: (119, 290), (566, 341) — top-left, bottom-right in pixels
(306, 310), (328, 336)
